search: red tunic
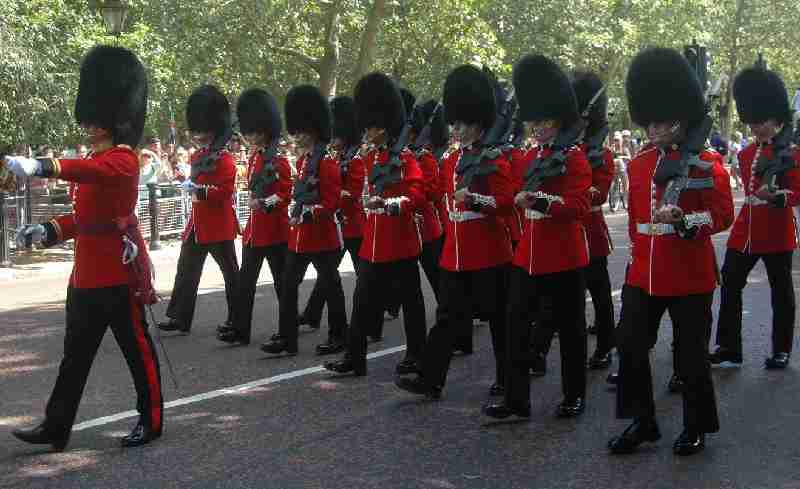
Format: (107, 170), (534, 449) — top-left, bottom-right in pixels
(512, 145), (592, 276)
(242, 151), (291, 247)
(506, 147), (529, 244)
(438, 148), (513, 272)
(48, 146), (140, 289)
(359, 149), (425, 263)
(340, 154), (366, 240)
(287, 152), (342, 254)
(416, 150), (444, 244)
(726, 143), (800, 254)
(583, 145), (615, 258)
(181, 149), (239, 244)
(626, 145), (734, 296)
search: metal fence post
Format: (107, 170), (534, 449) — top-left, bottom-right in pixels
(147, 183), (161, 250)
(0, 192), (10, 267)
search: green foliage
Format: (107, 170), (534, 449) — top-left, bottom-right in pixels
(2, 0), (800, 148)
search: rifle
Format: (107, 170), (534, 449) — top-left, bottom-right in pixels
(455, 86), (516, 191)
(655, 68), (727, 208)
(522, 121), (584, 192)
(190, 125), (233, 179)
(368, 106), (415, 195)
(792, 89), (800, 146)
(289, 142), (326, 220)
(249, 139), (281, 199)
(753, 122), (795, 193)
(411, 103), (442, 152)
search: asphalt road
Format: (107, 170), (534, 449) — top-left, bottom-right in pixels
(1, 194), (799, 489)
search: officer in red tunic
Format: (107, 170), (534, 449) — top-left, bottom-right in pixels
(8, 45), (163, 449)
(217, 88), (289, 346)
(530, 71), (617, 373)
(261, 85), (348, 356)
(710, 64), (800, 369)
(298, 95), (366, 354)
(395, 64), (513, 399)
(158, 85), (240, 334)
(608, 48), (734, 456)
(325, 72), (427, 376)
(484, 54), (591, 420)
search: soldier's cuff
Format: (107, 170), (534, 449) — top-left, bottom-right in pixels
(41, 220), (61, 247)
(676, 211), (712, 239)
(468, 193), (497, 212)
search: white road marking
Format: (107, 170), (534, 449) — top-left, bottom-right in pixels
(73, 345), (407, 431)
(74, 286), (624, 432)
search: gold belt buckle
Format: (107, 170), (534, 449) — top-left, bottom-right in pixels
(649, 223), (658, 235)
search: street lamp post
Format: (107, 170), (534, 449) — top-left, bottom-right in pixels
(99, 0), (129, 37)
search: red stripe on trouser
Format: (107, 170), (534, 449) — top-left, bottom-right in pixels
(129, 295), (163, 432)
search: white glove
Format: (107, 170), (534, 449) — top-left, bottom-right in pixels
(180, 179), (200, 192)
(15, 224), (46, 249)
(5, 156), (41, 178)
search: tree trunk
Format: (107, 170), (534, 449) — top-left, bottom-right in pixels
(318, 2), (342, 98)
(721, 0), (747, 143)
(352, 0), (387, 82)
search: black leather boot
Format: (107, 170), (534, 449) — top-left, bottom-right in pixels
(120, 419), (161, 448)
(555, 397), (585, 418)
(324, 355), (366, 376)
(482, 401), (531, 420)
(12, 421), (69, 451)
(673, 429), (705, 456)
(765, 352), (790, 369)
(395, 376), (441, 400)
(608, 417), (661, 454)
(260, 335), (297, 355)
(157, 319), (190, 333)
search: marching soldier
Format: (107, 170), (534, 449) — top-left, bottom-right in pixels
(530, 71), (617, 372)
(260, 85), (348, 356)
(608, 48), (733, 456)
(484, 54), (591, 420)
(297, 95), (366, 354)
(710, 63), (800, 369)
(394, 64), (513, 400)
(8, 45), (163, 449)
(325, 72), (427, 376)
(217, 88), (290, 346)
(158, 85), (240, 335)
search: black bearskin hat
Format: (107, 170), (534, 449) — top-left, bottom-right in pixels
(354, 72), (406, 139)
(572, 70), (607, 133)
(733, 66), (791, 125)
(330, 96), (359, 146)
(284, 84), (332, 142)
(443, 65), (496, 130)
(186, 85), (231, 135)
(74, 45), (147, 148)
(513, 55), (579, 126)
(236, 88), (282, 140)
(626, 47), (706, 127)
(400, 88), (416, 119)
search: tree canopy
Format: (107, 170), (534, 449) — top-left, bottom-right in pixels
(2, 0), (799, 148)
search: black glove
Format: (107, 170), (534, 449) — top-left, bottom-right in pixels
(768, 192), (788, 208)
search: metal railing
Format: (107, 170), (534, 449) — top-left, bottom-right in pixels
(1, 181), (252, 265)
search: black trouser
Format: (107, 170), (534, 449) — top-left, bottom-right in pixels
(301, 238), (362, 328)
(716, 248), (796, 356)
(348, 257), (427, 372)
(532, 257), (616, 356)
(166, 235), (239, 330)
(422, 265), (508, 389)
(374, 237), (443, 338)
(233, 242), (287, 342)
(506, 267), (586, 407)
(616, 286), (719, 434)
(46, 286), (163, 436)
(278, 249), (348, 350)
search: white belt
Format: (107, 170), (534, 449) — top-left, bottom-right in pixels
(365, 208), (387, 216)
(745, 195), (769, 206)
(448, 210), (485, 223)
(591, 206), (603, 212)
(636, 222), (675, 236)
(524, 209), (549, 220)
